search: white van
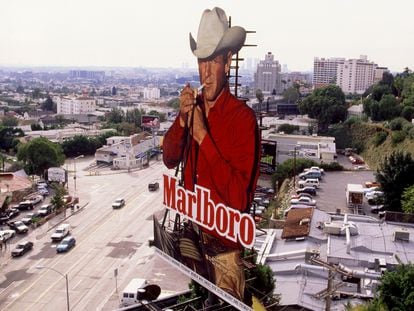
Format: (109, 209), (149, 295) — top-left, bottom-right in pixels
(51, 224), (70, 242)
(298, 178), (320, 189)
(120, 278), (148, 307)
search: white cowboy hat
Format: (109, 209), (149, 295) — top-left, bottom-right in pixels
(189, 7), (246, 59)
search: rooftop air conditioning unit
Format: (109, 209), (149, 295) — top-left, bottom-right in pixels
(394, 228), (410, 242)
(299, 218), (311, 225)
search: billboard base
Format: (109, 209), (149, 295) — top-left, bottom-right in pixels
(154, 247), (253, 311)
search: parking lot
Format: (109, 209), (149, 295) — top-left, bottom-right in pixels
(308, 169), (377, 215)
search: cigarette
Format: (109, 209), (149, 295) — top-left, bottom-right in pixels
(194, 84), (205, 98)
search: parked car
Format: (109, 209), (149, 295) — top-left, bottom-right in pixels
(290, 197), (317, 206)
(0, 229), (16, 242)
(296, 187), (317, 196)
(17, 201), (34, 211)
(21, 213), (37, 225)
(56, 236), (76, 253)
(0, 213), (10, 225)
(8, 221), (29, 234)
(38, 204), (53, 217)
(371, 205), (385, 214)
(298, 178), (320, 189)
(38, 188), (49, 196)
(304, 166), (325, 175)
(291, 193), (313, 200)
(11, 241), (33, 257)
(36, 181), (48, 188)
(148, 181), (160, 192)
(7, 208), (20, 219)
(112, 198), (126, 209)
(29, 195), (43, 205)
(364, 181), (380, 188)
(365, 191), (384, 200)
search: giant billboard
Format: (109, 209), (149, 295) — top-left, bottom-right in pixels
(47, 167), (67, 183)
(141, 115), (160, 129)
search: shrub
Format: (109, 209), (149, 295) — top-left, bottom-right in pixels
(402, 122), (414, 135)
(409, 127), (414, 139)
(352, 141), (365, 153)
(391, 131), (406, 145)
(389, 117), (407, 131)
(320, 162), (344, 171)
(373, 131), (388, 146)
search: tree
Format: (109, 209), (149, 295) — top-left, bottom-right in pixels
(376, 264), (414, 310)
(298, 85), (347, 131)
(16, 137), (65, 176)
(256, 89), (264, 111)
(31, 123), (43, 131)
(376, 151), (414, 212)
(148, 110), (166, 122)
(282, 87), (300, 103)
(50, 184), (67, 213)
(371, 84), (391, 101)
(1, 115), (19, 127)
(106, 108), (124, 124)
(277, 123), (299, 134)
(402, 185), (414, 214)
(0, 126), (24, 152)
(378, 94), (400, 121)
(16, 85), (24, 93)
(112, 86), (117, 96)
(41, 95), (56, 112)
(61, 135), (98, 157)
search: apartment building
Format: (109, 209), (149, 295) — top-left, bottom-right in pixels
(56, 96), (97, 115)
(313, 57), (345, 88)
(255, 52), (282, 95)
(314, 56), (388, 95)
(336, 56), (377, 95)
(143, 87), (160, 100)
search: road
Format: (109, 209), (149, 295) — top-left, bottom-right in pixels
(0, 157), (189, 311)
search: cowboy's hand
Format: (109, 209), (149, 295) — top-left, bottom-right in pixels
(179, 84), (195, 128)
(190, 106), (207, 145)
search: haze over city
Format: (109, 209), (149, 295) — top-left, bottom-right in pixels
(1, 0), (413, 72)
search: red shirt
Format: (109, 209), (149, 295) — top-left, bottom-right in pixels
(163, 86), (260, 248)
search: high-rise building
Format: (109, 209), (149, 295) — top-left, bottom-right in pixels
(254, 52), (282, 95)
(314, 56), (388, 94)
(313, 57), (345, 88)
(336, 56), (388, 94)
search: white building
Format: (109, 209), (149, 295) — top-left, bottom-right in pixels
(56, 96), (97, 115)
(314, 56), (388, 95)
(264, 132), (336, 164)
(255, 52), (282, 95)
(143, 88), (160, 100)
(95, 133), (161, 169)
(336, 56), (376, 95)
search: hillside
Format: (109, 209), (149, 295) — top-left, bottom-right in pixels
(349, 122), (414, 170)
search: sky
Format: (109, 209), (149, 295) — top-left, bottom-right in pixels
(1, 0), (413, 72)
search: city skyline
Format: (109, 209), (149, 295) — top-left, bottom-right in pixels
(1, 0), (413, 72)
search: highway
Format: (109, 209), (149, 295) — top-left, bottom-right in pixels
(0, 157), (189, 311)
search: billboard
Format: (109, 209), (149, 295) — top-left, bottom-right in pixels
(152, 174), (255, 311)
(141, 115), (160, 129)
(260, 140), (277, 175)
(47, 167), (67, 183)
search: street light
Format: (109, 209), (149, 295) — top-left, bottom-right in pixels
(36, 265), (70, 311)
(293, 144), (301, 188)
(73, 155), (84, 192)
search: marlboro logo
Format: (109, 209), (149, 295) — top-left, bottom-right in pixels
(163, 174), (256, 248)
